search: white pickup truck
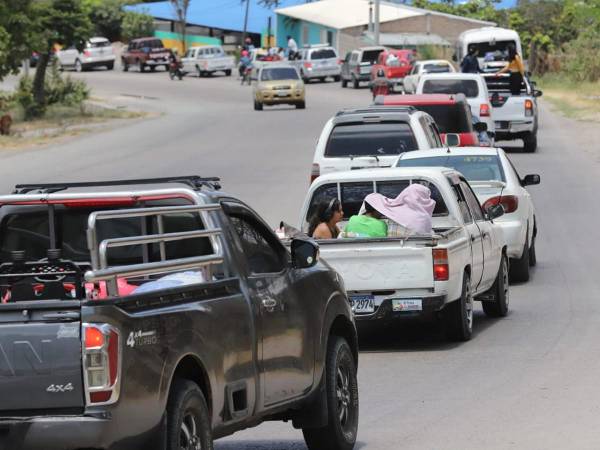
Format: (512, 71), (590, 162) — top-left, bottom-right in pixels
(181, 45), (235, 77)
(483, 73), (543, 152)
(299, 167), (509, 341)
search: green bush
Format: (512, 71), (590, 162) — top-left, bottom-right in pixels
(122, 10), (155, 42)
(562, 31), (600, 82)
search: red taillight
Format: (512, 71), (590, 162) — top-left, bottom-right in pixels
(480, 103), (491, 117)
(386, 69), (393, 78)
(482, 195), (519, 214)
(338, 59), (343, 65)
(304, 62), (312, 69)
(83, 324), (120, 405)
(524, 99), (533, 116)
(310, 163), (320, 183)
(83, 50), (91, 57)
(433, 248), (449, 281)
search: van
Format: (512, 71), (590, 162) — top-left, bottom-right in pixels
(456, 27), (523, 73)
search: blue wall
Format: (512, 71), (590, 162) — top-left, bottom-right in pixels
(276, 15), (337, 49)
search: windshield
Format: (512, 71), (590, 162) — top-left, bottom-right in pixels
(423, 63), (451, 73)
(261, 67), (299, 81)
(141, 39), (164, 49)
(310, 49), (336, 60)
(397, 155), (505, 182)
(325, 122), (418, 157)
(422, 79), (479, 98)
(413, 104), (472, 133)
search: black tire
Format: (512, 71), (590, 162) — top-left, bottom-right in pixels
(106, 62), (114, 70)
(334, 75), (341, 82)
(444, 272), (473, 341)
(122, 59), (129, 72)
(225, 69), (232, 76)
(482, 255), (509, 317)
(523, 132), (537, 153)
(319, 77), (326, 82)
(166, 379), (213, 450)
(341, 77), (348, 88)
(510, 236), (530, 282)
(254, 100), (263, 111)
(74, 59), (83, 73)
(296, 101), (306, 109)
(150, 65), (156, 72)
(529, 235), (537, 267)
(352, 76), (359, 89)
(302, 336), (358, 450)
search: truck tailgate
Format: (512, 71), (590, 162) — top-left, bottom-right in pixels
(319, 241), (434, 291)
(0, 303), (84, 412)
(491, 96), (526, 121)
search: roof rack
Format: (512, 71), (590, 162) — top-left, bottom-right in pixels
(13, 175), (221, 195)
(335, 106), (416, 116)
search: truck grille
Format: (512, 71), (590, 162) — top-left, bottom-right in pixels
(273, 85), (291, 90)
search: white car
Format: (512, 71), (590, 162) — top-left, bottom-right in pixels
(311, 106), (444, 182)
(181, 45), (235, 77)
(402, 59), (456, 94)
(456, 27), (523, 74)
(57, 37), (115, 72)
(416, 73), (495, 138)
(298, 167), (509, 341)
(396, 146), (540, 282)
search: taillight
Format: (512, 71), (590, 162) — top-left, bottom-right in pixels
(480, 103), (491, 117)
(304, 62), (312, 69)
(83, 50), (91, 57)
(310, 163), (320, 183)
(524, 99), (534, 117)
(433, 248), (449, 281)
(83, 324), (121, 405)
(337, 59), (343, 65)
(386, 69), (393, 78)
(482, 195), (519, 214)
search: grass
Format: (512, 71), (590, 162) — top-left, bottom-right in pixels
(0, 104), (147, 150)
(537, 74), (600, 121)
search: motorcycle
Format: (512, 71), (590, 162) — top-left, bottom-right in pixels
(241, 66), (253, 86)
(169, 60), (184, 80)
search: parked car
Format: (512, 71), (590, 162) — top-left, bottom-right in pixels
(254, 64), (305, 111)
(311, 106), (444, 182)
(299, 167), (509, 341)
(340, 46), (386, 89)
(402, 59), (456, 94)
(456, 27), (523, 74)
(370, 49), (415, 87)
(121, 37), (171, 72)
(181, 45), (234, 77)
(397, 147), (540, 281)
(293, 44), (341, 83)
(0, 176), (359, 450)
(374, 93), (485, 147)
(416, 72), (495, 138)
(483, 73), (542, 152)
(56, 37), (115, 72)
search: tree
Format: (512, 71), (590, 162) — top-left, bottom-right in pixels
(121, 10), (155, 42)
(170, 0), (190, 52)
(0, 0), (37, 81)
(29, 0), (92, 117)
(86, 0), (126, 42)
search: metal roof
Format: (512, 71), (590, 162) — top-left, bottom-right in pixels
(363, 31), (451, 47)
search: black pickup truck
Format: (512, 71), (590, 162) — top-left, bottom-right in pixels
(0, 176), (358, 450)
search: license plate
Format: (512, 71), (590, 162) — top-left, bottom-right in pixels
(276, 91), (290, 97)
(350, 295), (375, 314)
(392, 299), (422, 312)
(495, 121), (508, 130)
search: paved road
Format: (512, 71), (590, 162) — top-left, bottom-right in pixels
(2, 69), (600, 449)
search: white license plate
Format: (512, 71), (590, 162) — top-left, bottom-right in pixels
(392, 299), (422, 312)
(350, 295), (375, 314)
(276, 91), (290, 97)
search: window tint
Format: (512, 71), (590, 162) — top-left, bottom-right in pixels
(398, 155), (505, 182)
(310, 49), (336, 60)
(423, 63), (451, 73)
(261, 67), (299, 81)
(471, 40), (516, 59)
(422, 79), (479, 98)
(89, 40), (111, 48)
(460, 180), (484, 221)
(409, 104), (472, 133)
(361, 49), (383, 64)
(325, 122), (418, 157)
(351, 53), (359, 62)
(307, 184), (339, 221)
(376, 180), (410, 199)
(341, 182), (373, 217)
(452, 184), (472, 223)
(228, 215), (285, 274)
(419, 117), (437, 148)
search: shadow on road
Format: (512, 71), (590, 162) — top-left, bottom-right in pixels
(215, 440), (368, 449)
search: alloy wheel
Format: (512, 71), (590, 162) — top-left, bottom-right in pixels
(502, 258), (509, 309)
(465, 280), (473, 332)
(180, 411), (202, 450)
(336, 366), (351, 427)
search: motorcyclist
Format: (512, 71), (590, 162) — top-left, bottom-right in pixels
(168, 49), (183, 79)
(239, 49), (252, 77)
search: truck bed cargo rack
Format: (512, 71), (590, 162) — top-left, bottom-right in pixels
(13, 175), (221, 195)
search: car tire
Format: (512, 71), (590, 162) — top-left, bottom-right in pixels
(225, 69), (232, 76)
(523, 132), (537, 153)
(74, 59), (83, 73)
(122, 59), (129, 72)
(529, 235), (537, 267)
(444, 272), (473, 341)
(482, 255), (509, 317)
(150, 65), (156, 72)
(106, 62), (114, 70)
(296, 101), (306, 109)
(302, 336), (358, 450)
(301, 71), (309, 83)
(166, 379), (213, 450)
(352, 76), (359, 89)
(254, 101), (263, 111)
(334, 75), (341, 82)
(341, 77), (348, 88)
(510, 236), (530, 282)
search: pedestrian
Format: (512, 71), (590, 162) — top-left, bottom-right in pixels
(495, 43), (525, 95)
(308, 198), (343, 239)
(460, 45), (481, 73)
(287, 35), (298, 59)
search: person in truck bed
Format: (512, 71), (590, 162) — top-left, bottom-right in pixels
(495, 43), (525, 95)
(308, 198), (343, 239)
(343, 198), (388, 238)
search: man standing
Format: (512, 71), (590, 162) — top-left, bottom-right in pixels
(461, 45), (481, 73)
(287, 35), (298, 59)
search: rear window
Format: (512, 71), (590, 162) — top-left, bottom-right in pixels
(306, 180), (448, 220)
(361, 49), (383, 64)
(88, 40), (111, 48)
(471, 40), (516, 60)
(139, 39), (164, 49)
(325, 122), (418, 158)
(261, 67), (299, 81)
(412, 104), (472, 133)
(423, 63), (451, 73)
(397, 155), (505, 182)
(310, 49), (336, 60)
(422, 79), (479, 98)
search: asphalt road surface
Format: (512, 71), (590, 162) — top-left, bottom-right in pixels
(2, 68), (600, 449)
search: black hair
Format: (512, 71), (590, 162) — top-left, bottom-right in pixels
(468, 45), (477, 55)
(364, 201), (376, 213)
(308, 198), (340, 236)
(507, 43), (517, 62)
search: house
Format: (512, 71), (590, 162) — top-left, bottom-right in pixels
(275, 0), (495, 55)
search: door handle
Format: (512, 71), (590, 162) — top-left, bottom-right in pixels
(482, 232), (489, 239)
(470, 235), (476, 242)
(262, 298), (277, 311)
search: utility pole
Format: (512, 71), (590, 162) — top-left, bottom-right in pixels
(374, 0), (380, 45)
(242, 0), (250, 46)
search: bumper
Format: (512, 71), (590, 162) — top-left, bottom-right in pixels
(257, 91), (305, 105)
(82, 56), (115, 66)
(354, 295), (446, 323)
(305, 67), (341, 79)
(494, 120), (534, 139)
(497, 218), (527, 259)
(145, 59), (169, 66)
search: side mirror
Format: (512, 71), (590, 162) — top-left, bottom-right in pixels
(534, 90), (543, 98)
(445, 133), (460, 147)
(291, 238), (319, 269)
(486, 204), (504, 220)
(474, 121), (488, 133)
(522, 174), (541, 186)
